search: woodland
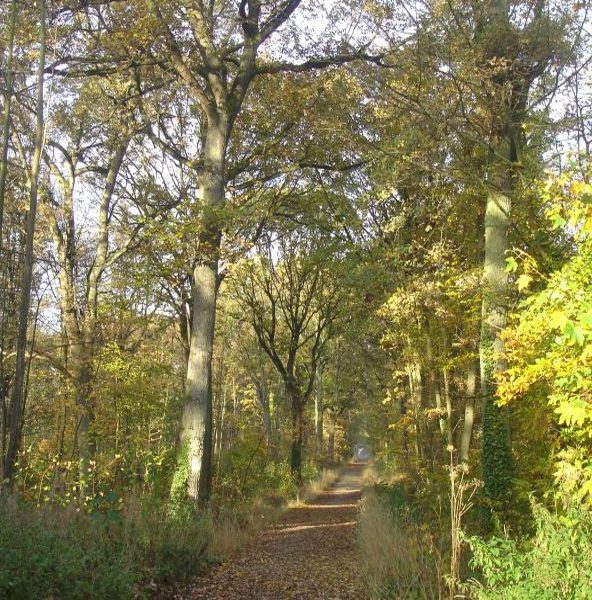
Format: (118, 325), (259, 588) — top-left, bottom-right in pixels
(1, 0), (592, 598)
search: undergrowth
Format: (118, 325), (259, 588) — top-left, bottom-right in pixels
(0, 494), (208, 599)
(465, 501), (592, 599)
(0, 457), (336, 599)
(357, 480), (446, 600)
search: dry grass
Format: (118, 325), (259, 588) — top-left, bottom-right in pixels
(208, 512), (253, 559)
(357, 488), (444, 600)
(288, 467), (339, 507)
(210, 467), (340, 559)
(208, 497), (284, 559)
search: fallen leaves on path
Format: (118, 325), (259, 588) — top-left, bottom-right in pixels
(173, 463), (366, 600)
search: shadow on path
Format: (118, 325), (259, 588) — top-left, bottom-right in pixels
(188, 462), (366, 599)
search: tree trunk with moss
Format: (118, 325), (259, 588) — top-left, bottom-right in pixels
(480, 152), (514, 503)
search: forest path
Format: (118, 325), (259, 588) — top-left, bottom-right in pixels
(189, 462), (366, 599)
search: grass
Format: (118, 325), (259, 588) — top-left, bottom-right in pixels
(207, 496), (284, 560)
(0, 460), (345, 598)
(0, 493), (211, 599)
(288, 467), (339, 507)
(357, 480), (446, 600)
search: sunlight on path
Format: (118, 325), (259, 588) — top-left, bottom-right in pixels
(189, 463), (366, 599)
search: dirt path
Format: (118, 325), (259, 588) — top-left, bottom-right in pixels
(188, 463), (366, 599)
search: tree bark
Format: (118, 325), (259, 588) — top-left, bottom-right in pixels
(215, 381), (227, 469)
(0, 0), (16, 250)
(407, 361), (424, 461)
(426, 329), (446, 442)
(4, 0), (45, 480)
(314, 361), (324, 455)
(256, 380), (274, 457)
(327, 414), (336, 464)
(181, 123), (225, 504)
(460, 357), (478, 462)
(480, 156), (513, 501)
(0, 0), (17, 483)
(290, 390), (304, 486)
(254, 346), (275, 457)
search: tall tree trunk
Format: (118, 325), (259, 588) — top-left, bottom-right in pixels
(460, 357), (478, 462)
(0, 0), (16, 250)
(426, 329), (446, 441)
(183, 258), (217, 503)
(315, 361), (324, 456)
(215, 382), (226, 470)
(4, 0), (45, 480)
(407, 361), (424, 461)
(255, 348), (275, 457)
(288, 385), (304, 485)
(480, 152), (513, 502)
(181, 123), (225, 505)
(327, 414), (336, 464)
(256, 378), (274, 455)
(72, 350), (94, 488)
(443, 367), (453, 448)
(441, 329), (453, 449)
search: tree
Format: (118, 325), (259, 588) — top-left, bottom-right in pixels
(469, 0), (569, 505)
(42, 91), (132, 485)
(120, 0), (382, 503)
(4, 0), (46, 481)
(230, 230), (341, 482)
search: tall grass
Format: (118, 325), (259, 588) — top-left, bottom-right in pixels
(357, 487), (445, 599)
(289, 467), (339, 507)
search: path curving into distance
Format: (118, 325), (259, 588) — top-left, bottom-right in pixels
(189, 462), (366, 599)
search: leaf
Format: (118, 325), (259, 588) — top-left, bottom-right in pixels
(555, 400), (589, 427)
(505, 256), (519, 273)
(563, 321), (586, 346)
(550, 310), (569, 330)
(550, 213), (567, 229)
(517, 274), (533, 292)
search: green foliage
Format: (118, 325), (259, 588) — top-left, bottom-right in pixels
(372, 482), (407, 513)
(129, 497), (208, 583)
(170, 439), (190, 505)
(215, 434), (321, 504)
(466, 502), (592, 599)
(500, 166), (592, 504)
(0, 493), (209, 599)
(0, 496), (135, 599)
(481, 398), (513, 506)
(16, 329), (183, 508)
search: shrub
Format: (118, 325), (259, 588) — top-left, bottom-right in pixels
(466, 501), (592, 599)
(128, 497), (209, 583)
(0, 493), (209, 599)
(0, 496), (135, 599)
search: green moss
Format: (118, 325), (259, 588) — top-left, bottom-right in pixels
(170, 439), (190, 505)
(481, 396), (514, 506)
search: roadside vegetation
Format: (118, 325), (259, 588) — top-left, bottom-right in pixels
(1, 1), (591, 598)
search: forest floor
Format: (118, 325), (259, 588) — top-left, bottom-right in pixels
(177, 463), (366, 599)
